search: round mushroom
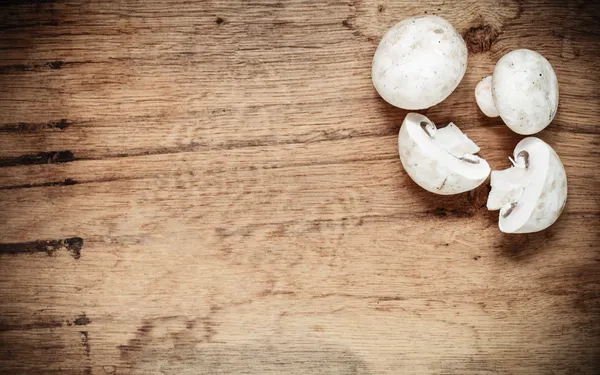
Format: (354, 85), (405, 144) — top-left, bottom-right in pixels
(475, 49), (559, 135)
(487, 137), (567, 233)
(398, 113), (491, 195)
(372, 15), (468, 110)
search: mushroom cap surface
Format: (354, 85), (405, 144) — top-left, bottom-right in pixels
(492, 49), (559, 135)
(372, 16), (468, 110)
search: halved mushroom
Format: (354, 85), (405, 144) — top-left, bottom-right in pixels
(398, 113), (491, 195)
(487, 137), (567, 233)
(372, 15), (468, 110)
(475, 49), (559, 135)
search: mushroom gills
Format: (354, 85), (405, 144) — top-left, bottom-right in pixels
(487, 165), (528, 211)
(431, 122), (481, 159)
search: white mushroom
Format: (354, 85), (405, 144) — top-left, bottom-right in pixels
(475, 49), (559, 135)
(487, 137), (567, 233)
(474, 76), (499, 117)
(398, 113), (491, 195)
(372, 15), (468, 110)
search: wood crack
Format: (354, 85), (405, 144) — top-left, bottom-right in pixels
(0, 151), (76, 168)
(0, 237), (84, 259)
(0, 119), (71, 132)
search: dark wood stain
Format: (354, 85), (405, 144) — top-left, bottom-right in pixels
(0, 320), (63, 332)
(0, 178), (78, 191)
(433, 207), (475, 218)
(73, 313), (91, 326)
(0, 237), (84, 259)
(0, 119), (71, 132)
(80, 331), (91, 357)
(1, 0), (57, 6)
(463, 24), (500, 53)
(80, 331), (92, 375)
(0, 60), (65, 74)
(118, 321), (155, 355)
(376, 296), (406, 302)
(0, 151), (75, 168)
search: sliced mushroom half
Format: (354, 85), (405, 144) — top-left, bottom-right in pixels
(398, 113), (491, 195)
(487, 137), (567, 233)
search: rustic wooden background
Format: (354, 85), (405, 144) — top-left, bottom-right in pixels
(0, 0), (599, 374)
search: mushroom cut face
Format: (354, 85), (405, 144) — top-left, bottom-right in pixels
(492, 49), (559, 135)
(372, 16), (468, 110)
(398, 113), (490, 195)
(487, 137), (567, 233)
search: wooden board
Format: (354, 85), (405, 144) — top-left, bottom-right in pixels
(0, 0), (599, 374)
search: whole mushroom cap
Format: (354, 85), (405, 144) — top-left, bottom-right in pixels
(492, 49), (559, 135)
(372, 15), (468, 110)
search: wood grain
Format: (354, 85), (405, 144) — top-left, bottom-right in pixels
(0, 0), (599, 374)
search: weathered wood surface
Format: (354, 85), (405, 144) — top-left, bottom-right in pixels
(0, 0), (599, 374)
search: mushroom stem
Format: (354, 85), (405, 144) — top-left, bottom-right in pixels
(508, 151), (529, 169)
(431, 122), (480, 157)
(475, 76), (500, 118)
(486, 167), (527, 210)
